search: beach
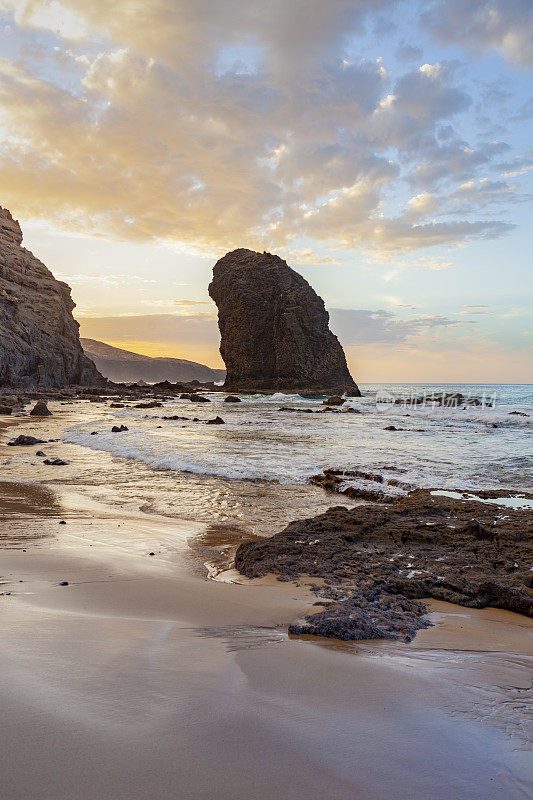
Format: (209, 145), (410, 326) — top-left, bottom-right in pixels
(1, 399), (532, 799)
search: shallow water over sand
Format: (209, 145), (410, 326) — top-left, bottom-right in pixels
(62, 383), (532, 489)
(1, 383), (531, 537)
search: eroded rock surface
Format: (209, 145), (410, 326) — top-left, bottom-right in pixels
(208, 249), (359, 394)
(235, 490), (533, 641)
(0, 207), (103, 389)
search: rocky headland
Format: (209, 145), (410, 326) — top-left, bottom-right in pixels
(0, 207), (103, 389)
(208, 249), (360, 395)
(81, 339), (225, 384)
(235, 489), (533, 641)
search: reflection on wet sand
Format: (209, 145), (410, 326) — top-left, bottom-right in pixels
(0, 481), (63, 546)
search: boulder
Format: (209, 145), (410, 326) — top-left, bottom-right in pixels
(8, 434), (46, 446)
(0, 207), (104, 389)
(223, 395), (241, 403)
(208, 249), (360, 394)
(206, 416), (225, 424)
(29, 400), (51, 416)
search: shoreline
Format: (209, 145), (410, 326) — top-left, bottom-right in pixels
(1, 407), (532, 798)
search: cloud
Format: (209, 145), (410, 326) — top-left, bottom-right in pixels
(421, 0), (533, 67)
(77, 312), (220, 345)
(55, 272), (155, 285)
(0, 1), (524, 259)
(395, 41), (423, 62)
(445, 178), (531, 213)
(329, 307), (472, 346)
(171, 299), (214, 306)
(406, 191), (438, 218)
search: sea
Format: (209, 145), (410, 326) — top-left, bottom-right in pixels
(49, 382), (532, 536)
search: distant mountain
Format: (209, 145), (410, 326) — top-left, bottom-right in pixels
(81, 339), (225, 384)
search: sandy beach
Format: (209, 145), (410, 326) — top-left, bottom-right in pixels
(2, 1), (532, 792)
(0, 408), (532, 799)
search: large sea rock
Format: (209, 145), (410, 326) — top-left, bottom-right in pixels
(0, 207), (104, 389)
(208, 249), (360, 394)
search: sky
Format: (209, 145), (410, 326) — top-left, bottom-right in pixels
(0, 0), (531, 383)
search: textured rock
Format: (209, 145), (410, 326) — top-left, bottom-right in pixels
(8, 435), (46, 446)
(29, 400), (51, 416)
(0, 207), (104, 389)
(235, 489), (533, 640)
(208, 249), (359, 394)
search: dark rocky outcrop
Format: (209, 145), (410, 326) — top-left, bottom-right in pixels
(235, 490), (533, 641)
(208, 249), (360, 394)
(29, 400), (51, 416)
(0, 207), (104, 389)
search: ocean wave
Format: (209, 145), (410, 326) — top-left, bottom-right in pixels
(62, 425), (317, 483)
(61, 386), (532, 492)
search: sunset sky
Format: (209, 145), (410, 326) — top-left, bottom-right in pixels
(0, 0), (531, 382)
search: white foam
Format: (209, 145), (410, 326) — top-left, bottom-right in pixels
(430, 490), (533, 509)
(60, 386), (532, 492)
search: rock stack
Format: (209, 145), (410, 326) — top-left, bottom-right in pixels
(208, 249), (359, 394)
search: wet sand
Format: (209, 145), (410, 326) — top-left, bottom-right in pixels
(1, 413), (532, 799)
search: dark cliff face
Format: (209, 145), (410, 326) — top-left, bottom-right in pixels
(0, 207), (104, 389)
(208, 248), (359, 394)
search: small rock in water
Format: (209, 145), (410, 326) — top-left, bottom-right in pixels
(35, 450), (46, 456)
(43, 457), (68, 466)
(30, 400), (52, 416)
(149, 552), (155, 556)
(384, 425), (398, 431)
(59, 520), (66, 525)
(224, 395), (241, 403)
(59, 581), (69, 586)
(90, 431), (98, 435)
(323, 396), (345, 406)
(111, 424), (128, 432)
(206, 416), (225, 424)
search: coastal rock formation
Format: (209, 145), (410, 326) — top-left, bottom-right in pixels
(0, 207), (103, 389)
(208, 249), (359, 394)
(235, 490), (533, 641)
(81, 338), (225, 384)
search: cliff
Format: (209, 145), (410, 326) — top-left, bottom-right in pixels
(0, 207), (103, 388)
(208, 249), (359, 394)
